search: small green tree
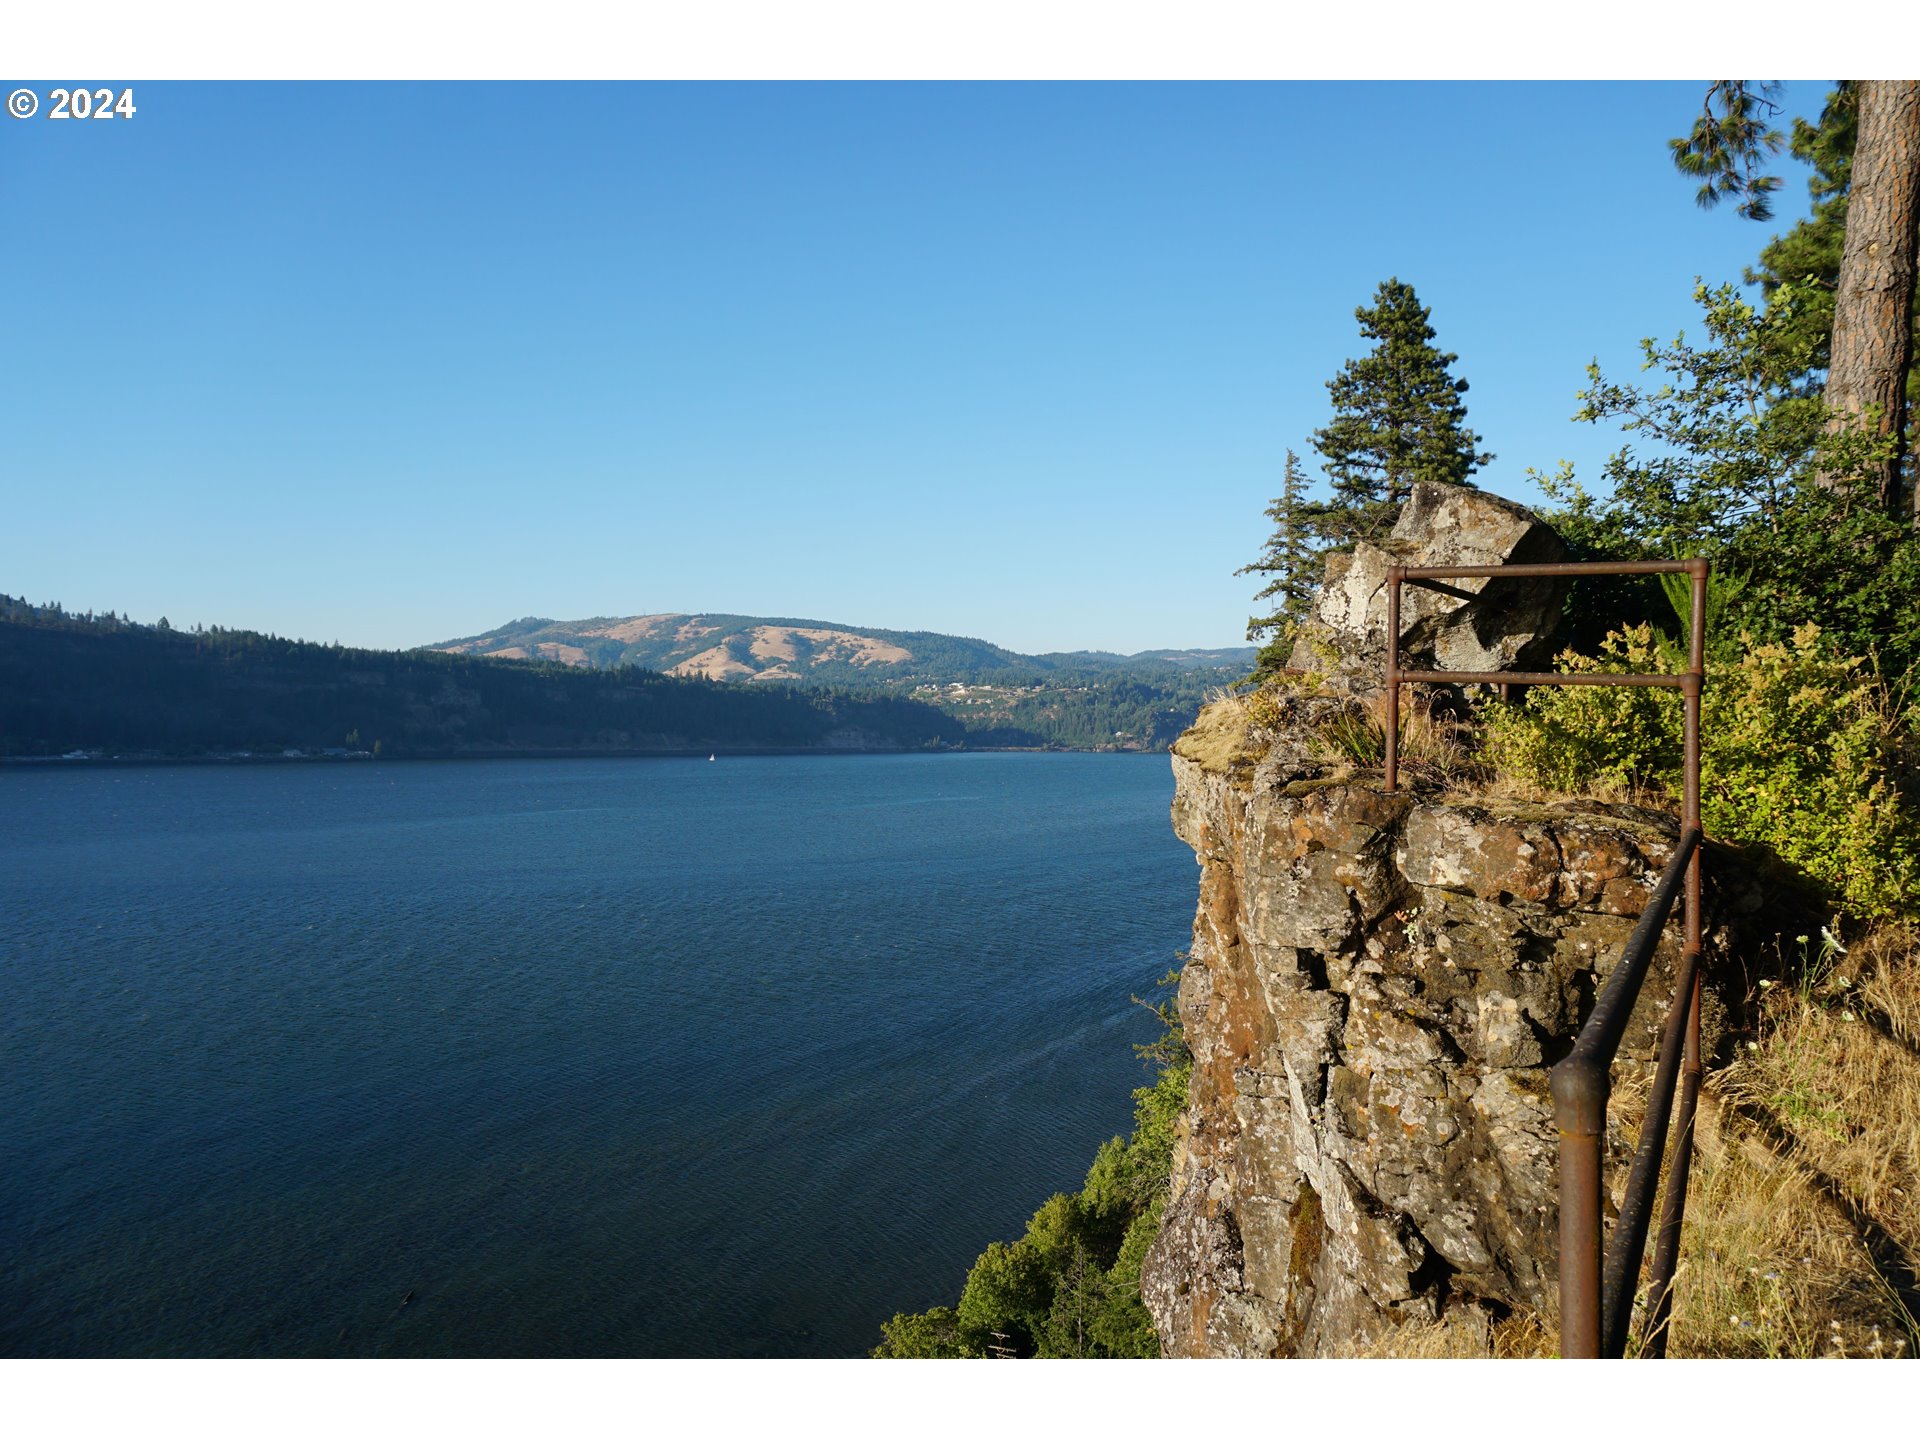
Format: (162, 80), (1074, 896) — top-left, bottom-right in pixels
(1237, 449), (1319, 679)
(954, 1238), (1053, 1354)
(1309, 278), (1492, 545)
(871, 1305), (971, 1359)
(1555, 281), (1915, 676)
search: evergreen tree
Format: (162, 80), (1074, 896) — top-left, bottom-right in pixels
(1822, 81), (1919, 515)
(1669, 81), (1787, 222)
(1675, 81), (1920, 516)
(1747, 84), (1862, 391)
(1309, 278), (1491, 545)
(1747, 85), (1920, 414)
(1237, 448), (1318, 677)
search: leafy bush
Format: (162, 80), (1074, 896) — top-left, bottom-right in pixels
(1532, 282), (1920, 684)
(1484, 624), (1920, 920)
(872, 978), (1191, 1358)
(1481, 626), (1682, 793)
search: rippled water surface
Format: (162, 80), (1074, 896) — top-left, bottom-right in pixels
(1, 754), (1192, 1356)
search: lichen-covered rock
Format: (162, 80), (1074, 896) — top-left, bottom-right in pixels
(1146, 483), (1796, 1355)
(1287, 482), (1569, 690)
(1142, 749), (1774, 1356)
(1136, 744), (1766, 1351)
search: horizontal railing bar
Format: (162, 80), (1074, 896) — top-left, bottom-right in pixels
(1392, 670), (1687, 689)
(1395, 561), (1701, 578)
(1600, 944), (1702, 1358)
(1560, 828), (1701, 1073)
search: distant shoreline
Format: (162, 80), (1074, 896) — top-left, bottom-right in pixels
(0, 745), (1171, 770)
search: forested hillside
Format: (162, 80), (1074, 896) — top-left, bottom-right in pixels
(0, 599), (971, 758)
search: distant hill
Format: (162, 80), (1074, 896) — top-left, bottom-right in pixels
(0, 598), (971, 759)
(429, 613), (1255, 686)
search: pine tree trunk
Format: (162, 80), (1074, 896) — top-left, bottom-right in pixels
(1822, 80), (1920, 519)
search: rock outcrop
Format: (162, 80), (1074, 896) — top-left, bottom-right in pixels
(1144, 488), (1783, 1357)
(1288, 483), (1570, 692)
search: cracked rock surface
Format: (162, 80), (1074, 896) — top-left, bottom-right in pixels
(1141, 738), (1769, 1357)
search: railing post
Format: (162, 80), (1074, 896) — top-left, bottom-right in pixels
(1552, 1056), (1607, 1358)
(1641, 557), (1711, 1356)
(1384, 566), (1401, 792)
(1640, 973), (1703, 1357)
(1683, 558), (1707, 958)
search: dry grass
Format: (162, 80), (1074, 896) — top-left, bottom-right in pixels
(1338, 925), (1920, 1359)
(1859, 925), (1920, 1050)
(1670, 921), (1920, 1359)
(1309, 690), (1476, 785)
(1722, 927), (1920, 1267)
(1652, 1095), (1912, 1358)
(1171, 692), (1259, 774)
(1451, 767), (1656, 809)
(1327, 1308), (1500, 1358)
(1330, 1308), (1554, 1359)
(1608, 927), (1918, 1357)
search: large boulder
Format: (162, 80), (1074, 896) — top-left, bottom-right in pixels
(1287, 483), (1569, 691)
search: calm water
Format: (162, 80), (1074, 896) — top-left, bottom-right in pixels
(0, 754), (1192, 1356)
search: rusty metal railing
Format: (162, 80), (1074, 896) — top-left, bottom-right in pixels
(1382, 558), (1708, 1358)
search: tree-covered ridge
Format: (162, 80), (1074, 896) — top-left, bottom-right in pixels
(0, 597), (1235, 757)
(0, 597), (970, 758)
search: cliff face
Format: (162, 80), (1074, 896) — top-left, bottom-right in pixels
(1141, 710), (1762, 1356)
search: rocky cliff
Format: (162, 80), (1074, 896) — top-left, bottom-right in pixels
(1141, 486), (1777, 1357)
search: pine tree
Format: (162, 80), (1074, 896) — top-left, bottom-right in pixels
(1237, 448), (1318, 677)
(1747, 84), (1863, 392)
(1309, 278), (1492, 545)
(1677, 81), (1920, 516)
(1821, 81), (1919, 515)
(1669, 81), (1787, 222)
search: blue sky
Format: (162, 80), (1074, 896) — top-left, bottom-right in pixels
(1, 81), (1832, 653)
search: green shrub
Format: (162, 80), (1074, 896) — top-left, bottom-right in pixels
(1482, 625), (1682, 793)
(1484, 624), (1920, 921)
(872, 982), (1191, 1358)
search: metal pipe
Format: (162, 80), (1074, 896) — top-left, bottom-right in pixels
(1684, 559), (1707, 957)
(1397, 560), (1702, 578)
(1394, 670), (1687, 688)
(1384, 568), (1401, 792)
(1380, 555), (1715, 1358)
(1558, 829), (1702, 1068)
(1640, 1013), (1704, 1358)
(1599, 944), (1703, 1357)
(1622, 561), (1710, 1358)
(1640, 559), (1710, 1358)
(1555, 1100), (1605, 1359)
(1551, 827), (1699, 1360)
